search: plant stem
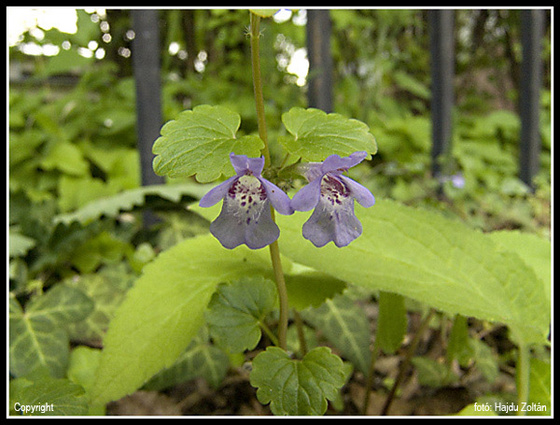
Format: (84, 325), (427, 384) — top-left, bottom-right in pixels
(249, 12), (289, 350)
(250, 13), (271, 168)
(269, 238), (289, 350)
(516, 344), (530, 416)
(361, 341), (381, 415)
(260, 319), (280, 347)
(380, 308), (436, 415)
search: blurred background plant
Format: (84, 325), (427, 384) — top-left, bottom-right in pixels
(8, 8), (551, 416)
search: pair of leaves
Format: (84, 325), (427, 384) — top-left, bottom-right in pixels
(9, 286), (94, 379)
(152, 105), (377, 182)
(205, 276), (351, 415)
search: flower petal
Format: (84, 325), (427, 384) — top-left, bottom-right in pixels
(247, 156), (265, 175)
(209, 203), (247, 249)
(209, 196), (279, 249)
(302, 196), (362, 248)
(230, 153), (265, 175)
(321, 151), (368, 174)
(259, 178), (293, 215)
(199, 175), (238, 207)
(244, 203), (280, 249)
(339, 175), (375, 208)
(290, 177), (322, 212)
(207, 172), (281, 249)
(297, 162), (324, 182)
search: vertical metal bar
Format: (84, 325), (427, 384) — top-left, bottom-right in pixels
(306, 9), (333, 113)
(429, 10), (455, 179)
(519, 9), (544, 188)
(131, 9), (164, 187)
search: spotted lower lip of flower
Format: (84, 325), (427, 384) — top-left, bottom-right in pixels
(291, 151), (375, 248)
(199, 153), (293, 249)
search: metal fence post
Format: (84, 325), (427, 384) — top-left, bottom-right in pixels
(519, 9), (544, 189)
(131, 10), (165, 187)
(306, 10), (333, 113)
(429, 10), (455, 179)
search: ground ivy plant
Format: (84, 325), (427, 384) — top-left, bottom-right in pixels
(88, 10), (550, 416)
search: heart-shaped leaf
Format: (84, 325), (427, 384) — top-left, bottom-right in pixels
(206, 276), (277, 353)
(250, 346), (347, 416)
(279, 107), (377, 161)
(152, 105), (264, 182)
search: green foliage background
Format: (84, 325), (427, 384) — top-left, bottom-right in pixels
(9, 9), (551, 416)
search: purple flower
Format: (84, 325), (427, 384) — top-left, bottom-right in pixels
(199, 153), (293, 249)
(291, 151), (375, 248)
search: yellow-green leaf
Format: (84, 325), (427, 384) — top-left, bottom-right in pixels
(250, 346), (347, 416)
(276, 199), (550, 347)
(152, 105), (264, 182)
(89, 234), (274, 406)
(279, 107), (377, 161)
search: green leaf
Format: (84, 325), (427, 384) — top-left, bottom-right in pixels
(69, 231), (128, 274)
(89, 234), (275, 406)
(26, 285), (94, 325)
(250, 346), (347, 416)
(144, 331), (230, 391)
(10, 302), (69, 378)
(279, 107), (377, 162)
(11, 376), (88, 416)
(411, 356), (458, 388)
(275, 199), (550, 347)
(528, 358), (550, 415)
(67, 346), (101, 395)
(487, 230), (551, 303)
(393, 70), (431, 99)
(9, 287), (94, 378)
(447, 315), (472, 366)
(40, 141), (89, 176)
(303, 293), (371, 375)
(206, 276), (277, 353)
(65, 268), (131, 345)
(152, 105), (264, 182)
(55, 183), (212, 225)
(468, 339), (499, 383)
(9, 229), (36, 257)
(285, 267), (346, 311)
(67, 346), (105, 415)
(377, 291), (408, 354)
